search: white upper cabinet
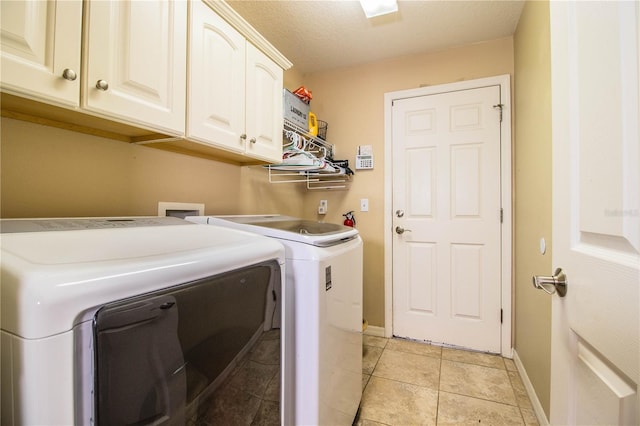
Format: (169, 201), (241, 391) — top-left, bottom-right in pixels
(1, 0), (290, 163)
(83, 1), (186, 135)
(0, 0), (82, 107)
(188, 1), (283, 163)
(188, 2), (246, 151)
(245, 44), (284, 162)
(0, 0), (186, 135)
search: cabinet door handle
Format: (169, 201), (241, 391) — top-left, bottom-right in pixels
(62, 68), (77, 81)
(95, 80), (109, 91)
(240, 134), (247, 140)
(249, 137), (256, 144)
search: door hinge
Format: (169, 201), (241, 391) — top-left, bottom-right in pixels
(500, 309), (503, 324)
(493, 103), (504, 122)
(500, 208), (503, 223)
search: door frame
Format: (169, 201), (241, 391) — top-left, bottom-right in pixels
(383, 75), (513, 356)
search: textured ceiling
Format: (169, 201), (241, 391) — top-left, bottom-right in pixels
(226, 0), (525, 74)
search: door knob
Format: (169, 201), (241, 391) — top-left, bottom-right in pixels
(395, 226), (411, 235)
(532, 268), (567, 297)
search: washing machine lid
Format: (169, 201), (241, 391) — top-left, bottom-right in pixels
(0, 217), (285, 339)
(198, 215), (359, 247)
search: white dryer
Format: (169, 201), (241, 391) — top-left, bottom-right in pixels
(0, 217), (289, 425)
(187, 215), (363, 425)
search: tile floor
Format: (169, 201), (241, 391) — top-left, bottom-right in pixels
(355, 336), (539, 426)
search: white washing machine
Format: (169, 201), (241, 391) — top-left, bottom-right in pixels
(187, 215), (363, 425)
(0, 217), (290, 425)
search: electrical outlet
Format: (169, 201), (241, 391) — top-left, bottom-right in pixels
(318, 199), (328, 215)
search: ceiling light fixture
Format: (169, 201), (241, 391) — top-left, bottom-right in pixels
(359, 0), (398, 18)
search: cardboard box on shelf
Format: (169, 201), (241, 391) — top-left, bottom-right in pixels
(283, 89), (310, 129)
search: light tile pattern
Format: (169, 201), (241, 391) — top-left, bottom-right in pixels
(356, 336), (539, 426)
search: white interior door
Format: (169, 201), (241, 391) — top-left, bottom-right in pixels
(391, 84), (503, 353)
(549, 1), (639, 424)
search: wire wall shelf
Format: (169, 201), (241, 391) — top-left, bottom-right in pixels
(266, 119), (352, 190)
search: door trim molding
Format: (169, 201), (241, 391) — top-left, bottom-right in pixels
(383, 74), (513, 356)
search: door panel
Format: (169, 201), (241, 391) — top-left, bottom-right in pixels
(407, 147), (435, 216)
(550, 1), (639, 424)
(188, 0), (245, 151)
(392, 85), (502, 353)
(451, 243), (483, 319)
(245, 43), (284, 163)
(0, 0), (81, 106)
(83, 0), (186, 134)
(452, 144), (482, 217)
(407, 242), (436, 313)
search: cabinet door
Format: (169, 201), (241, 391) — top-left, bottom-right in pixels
(187, 1), (246, 153)
(83, 0), (186, 135)
(0, 0), (82, 107)
(245, 44), (284, 163)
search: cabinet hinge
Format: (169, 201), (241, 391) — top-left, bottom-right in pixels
(500, 309), (503, 324)
(500, 208), (503, 223)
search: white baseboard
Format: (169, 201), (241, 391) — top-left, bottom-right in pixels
(363, 325), (385, 337)
(512, 349), (550, 426)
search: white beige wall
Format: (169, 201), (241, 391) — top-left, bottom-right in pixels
(301, 37), (515, 327)
(513, 0), (552, 418)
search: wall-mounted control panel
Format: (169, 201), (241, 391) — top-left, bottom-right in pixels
(356, 145), (374, 170)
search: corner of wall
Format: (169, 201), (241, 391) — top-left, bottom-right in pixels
(513, 0), (552, 418)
